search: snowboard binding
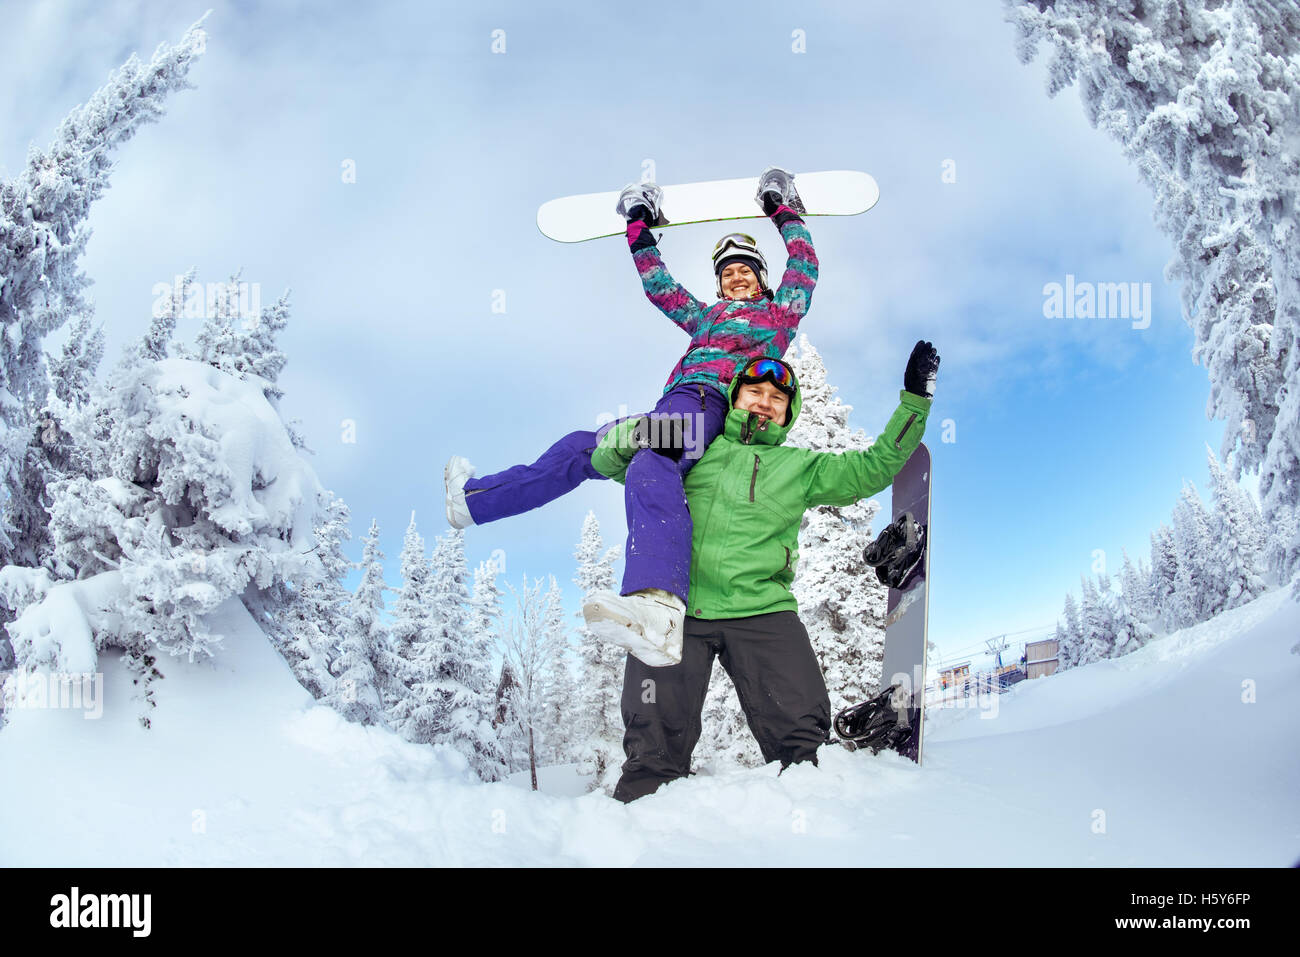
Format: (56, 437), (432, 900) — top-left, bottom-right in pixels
(864, 512), (927, 590)
(831, 684), (916, 756)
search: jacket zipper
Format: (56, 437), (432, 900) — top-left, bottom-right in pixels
(698, 384), (706, 411)
(894, 412), (918, 450)
(749, 454), (760, 502)
(690, 440), (745, 615)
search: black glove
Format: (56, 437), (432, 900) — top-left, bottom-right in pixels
(904, 340), (940, 399)
(756, 166), (794, 216)
(625, 203), (654, 226)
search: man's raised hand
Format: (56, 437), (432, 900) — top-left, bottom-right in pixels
(904, 340), (940, 399)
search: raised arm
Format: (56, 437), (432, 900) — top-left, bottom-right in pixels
(803, 341), (940, 507)
(801, 390), (931, 507)
(627, 220), (707, 335)
(768, 205), (819, 318)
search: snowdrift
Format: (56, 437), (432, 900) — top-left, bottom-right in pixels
(1, 585), (1296, 866)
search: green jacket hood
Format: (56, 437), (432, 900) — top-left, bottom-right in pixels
(724, 357), (802, 447)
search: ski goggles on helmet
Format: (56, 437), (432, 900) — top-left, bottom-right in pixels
(712, 232), (763, 269)
(736, 357), (796, 396)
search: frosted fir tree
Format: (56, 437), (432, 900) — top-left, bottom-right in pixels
(0, 15), (208, 571)
(500, 575), (564, 790)
(1006, 0), (1300, 587)
(1075, 575), (1116, 666)
(1170, 482), (1221, 627)
(492, 660), (528, 773)
(1118, 549), (1155, 630)
(572, 511), (625, 790)
(467, 558), (520, 768)
(537, 574), (578, 765)
(466, 556), (504, 668)
(382, 513), (434, 736)
(423, 528), (504, 782)
(1205, 446), (1269, 609)
(1055, 590), (1085, 670)
(1113, 553), (1157, 657)
(327, 518), (388, 727)
(180, 273), (305, 450)
(187, 271), (252, 374)
(9, 314), (106, 575)
(247, 489), (356, 700)
(141, 268), (196, 363)
(785, 335), (888, 713)
(1148, 524), (1180, 633)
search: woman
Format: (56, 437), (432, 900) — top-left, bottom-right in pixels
(444, 166), (818, 651)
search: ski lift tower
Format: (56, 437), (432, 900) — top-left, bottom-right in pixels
(985, 635), (1009, 670)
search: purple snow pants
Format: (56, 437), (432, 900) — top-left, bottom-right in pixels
(462, 382), (729, 603)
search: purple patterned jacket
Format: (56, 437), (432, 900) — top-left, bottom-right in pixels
(627, 205), (818, 396)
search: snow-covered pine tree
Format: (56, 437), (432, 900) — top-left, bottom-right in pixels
(141, 268), (196, 363)
(180, 272), (305, 451)
(1118, 548), (1154, 629)
(328, 518), (388, 726)
(1078, 574), (1116, 665)
(9, 314), (106, 576)
(1113, 552), (1156, 657)
(467, 556), (504, 670)
(0, 15), (208, 572)
(1006, 0), (1300, 587)
(382, 513), (433, 736)
(423, 528), (503, 782)
(1148, 524), (1180, 633)
(492, 660), (528, 773)
(572, 511), (625, 790)
(188, 270), (249, 375)
(1171, 481), (1221, 626)
(467, 557), (518, 769)
(500, 575), (564, 790)
(1055, 591), (1084, 670)
(247, 488), (356, 701)
(537, 574), (577, 765)
(1205, 446), (1269, 609)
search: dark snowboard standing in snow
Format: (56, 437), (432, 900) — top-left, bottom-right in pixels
(833, 442), (932, 763)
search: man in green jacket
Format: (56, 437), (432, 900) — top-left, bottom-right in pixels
(586, 343), (939, 802)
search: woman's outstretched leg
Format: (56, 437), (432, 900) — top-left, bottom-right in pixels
(450, 429), (608, 527)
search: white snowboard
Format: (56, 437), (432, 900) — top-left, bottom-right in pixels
(536, 170), (880, 243)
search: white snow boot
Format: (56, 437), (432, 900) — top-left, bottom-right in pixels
(582, 588), (685, 667)
(444, 455), (477, 529)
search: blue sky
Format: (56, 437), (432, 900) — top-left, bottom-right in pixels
(2, 0), (1233, 668)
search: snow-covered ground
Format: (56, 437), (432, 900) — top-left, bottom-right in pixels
(2, 585), (1297, 866)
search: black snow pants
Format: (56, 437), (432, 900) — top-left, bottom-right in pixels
(612, 611), (832, 803)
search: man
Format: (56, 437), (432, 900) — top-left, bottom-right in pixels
(585, 342), (940, 802)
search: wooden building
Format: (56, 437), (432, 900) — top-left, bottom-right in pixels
(1024, 638), (1059, 679)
